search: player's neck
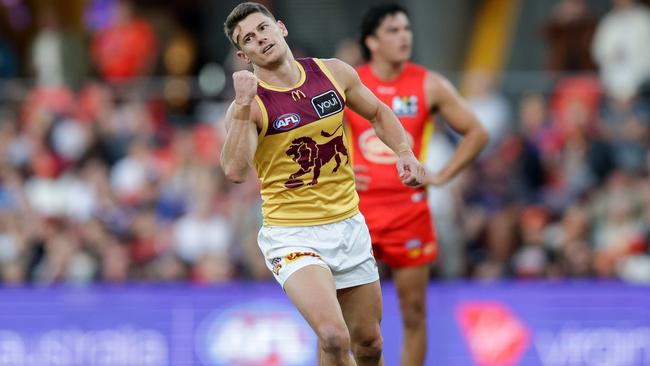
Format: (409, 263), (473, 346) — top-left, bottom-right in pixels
(369, 59), (406, 82)
(254, 53), (301, 89)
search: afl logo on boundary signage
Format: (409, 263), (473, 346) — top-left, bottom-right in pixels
(196, 301), (316, 365)
(273, 113), (301, 131)
(311, 90), (343, 118)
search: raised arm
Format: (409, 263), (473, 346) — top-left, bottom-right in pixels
(425, 72), (488, 185)
(323, 58), (425, 187)
(220, 71), (261, 184)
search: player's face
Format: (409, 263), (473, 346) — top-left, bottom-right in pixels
(371, 12), (412, 63)
(233, 12), (289, 67)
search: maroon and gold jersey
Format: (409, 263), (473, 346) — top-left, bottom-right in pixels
(253, 58), (358, 226)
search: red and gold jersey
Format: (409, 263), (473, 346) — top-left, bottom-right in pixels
(254, 58), (358, 226)
(345, 62), (434, 206)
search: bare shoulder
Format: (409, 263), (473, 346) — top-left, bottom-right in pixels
(320, 58), (354, 73)
(319, 58), (358, 89)
(424, 70), (458, 106)
(424, 70), (455, 94)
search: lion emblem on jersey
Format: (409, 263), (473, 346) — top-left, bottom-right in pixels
(284, 125), (349, 188)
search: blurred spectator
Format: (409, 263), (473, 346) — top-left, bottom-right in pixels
(100, 240), (130, 282)
(147, 253), (187, 281)
(463, 70), (511, 156)
(591, 171), (648, 278)
(163, 30), (196, 77)
(173, 198), (234, 283)
(511, 206), (554, 278)
(110, 138), (158, 204)
(162, 30), (198, 114)
(91, 0), (157, 82)
(472, 207), (519, 280)
(552, 203), (594, 277)
(29, 217), (96, 284)
(227, 177), (267, 280)
(334, 38), (363, 67)
(599, 92), (649, 174)
(77, 82), (115, 124)
(550, 76), (601, 137)
(1, 0), (650, 286)
(426, 130), (466, 278)
(30, 7), (87, 90)
(0, 37), (18, 78)
(592, 0), (650, 102)
(512, 94), (552, 203)
(541, 0), (597, 75)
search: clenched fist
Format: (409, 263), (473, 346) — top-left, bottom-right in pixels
(396, 151), (425, 187)
(233, 70), (259, 105)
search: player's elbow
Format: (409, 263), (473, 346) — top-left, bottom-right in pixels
(224, 169), (247, 184)
(474, 124), (489, 150)
(221, 161), (248, 184)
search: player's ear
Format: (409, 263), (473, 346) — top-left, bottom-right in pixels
(236, 50), (252, 65)
(277, 20), (288, 37)
(365, 35), (378, 55)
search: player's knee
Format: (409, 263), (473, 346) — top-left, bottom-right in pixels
(352, 332), (383, 362)
(317, 325), (351, 355)
(401, 297), (426, 329)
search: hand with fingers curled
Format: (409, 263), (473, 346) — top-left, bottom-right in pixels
(233, 70), (259, 106)
(396, 150), (426, 187)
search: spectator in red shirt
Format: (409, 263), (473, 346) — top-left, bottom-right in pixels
(91, 0), (157, 82)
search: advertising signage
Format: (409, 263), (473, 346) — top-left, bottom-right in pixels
(0, 282), (648, 365)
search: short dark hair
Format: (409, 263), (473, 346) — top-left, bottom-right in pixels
(359, 3), (409, 61)
(224, 2), (276, 49)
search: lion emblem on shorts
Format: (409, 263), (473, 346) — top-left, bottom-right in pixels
(284, 125), (349, 188)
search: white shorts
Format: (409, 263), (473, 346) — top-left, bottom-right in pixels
(257, 213), (379, 289)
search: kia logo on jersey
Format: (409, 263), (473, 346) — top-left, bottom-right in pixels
(392, 95), (418, 116)
(273, 113), (301, 131)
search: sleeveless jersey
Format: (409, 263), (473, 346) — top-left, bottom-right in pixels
(345, 63), (434, 205)
(254, 58), (358, 226)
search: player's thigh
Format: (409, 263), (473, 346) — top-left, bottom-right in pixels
(284, 264), (348, 334)
(392, 264), (430, 312)
(337, 280), (383, 341)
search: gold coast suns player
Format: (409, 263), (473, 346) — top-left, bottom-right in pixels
(220, 3), (427, 365)
(346, 4), (487, 366)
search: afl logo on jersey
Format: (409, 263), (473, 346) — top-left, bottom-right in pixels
(273, 113), (301, 131)
(359, 129), (414, 164)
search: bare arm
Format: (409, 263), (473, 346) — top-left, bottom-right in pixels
(425, 72), (488, 185)
(220, 71), (261, 183)
(323, 58), (425, 186)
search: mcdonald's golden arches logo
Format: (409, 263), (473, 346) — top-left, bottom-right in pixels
(291, 90), (306, 101)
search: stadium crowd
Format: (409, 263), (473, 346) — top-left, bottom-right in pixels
(0, 0), (649, 285)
